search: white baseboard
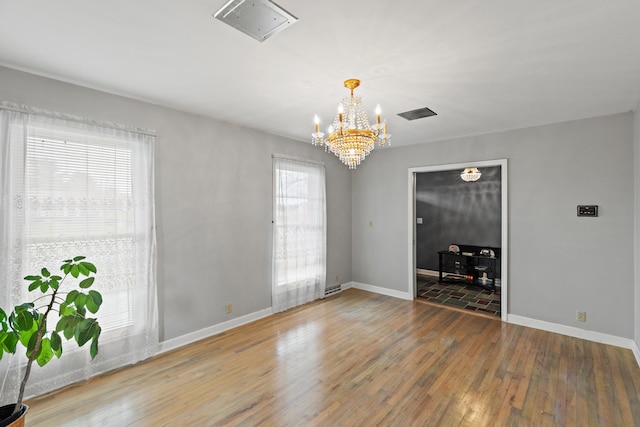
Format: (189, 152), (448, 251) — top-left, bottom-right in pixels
(416, 268), (439, 277)
(349, 281), (412, 300)
(156, 290), (640, 370)
(347, 283), (640, 368)
(158, 307), (274, 355)
(508, 314), (640, 367)
(632, 340), (640, 368)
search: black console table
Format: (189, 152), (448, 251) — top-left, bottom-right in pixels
(438, 245), (499, 291)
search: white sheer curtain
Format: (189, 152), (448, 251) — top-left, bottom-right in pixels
(0, 103), (158, 401)
(272, 156), (326, 313)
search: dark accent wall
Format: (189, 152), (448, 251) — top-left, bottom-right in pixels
(416, 166), (501, 273)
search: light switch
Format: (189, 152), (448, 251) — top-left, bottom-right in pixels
(416, 218), (423, 224)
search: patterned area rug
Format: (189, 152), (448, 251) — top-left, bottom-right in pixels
(417, 275), (501, 317)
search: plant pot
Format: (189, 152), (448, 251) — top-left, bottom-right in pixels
(0, 404), (28, 427)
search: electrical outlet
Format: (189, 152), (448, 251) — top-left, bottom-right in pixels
(576, 311), (586, 322)
(226, 303), (233, 314)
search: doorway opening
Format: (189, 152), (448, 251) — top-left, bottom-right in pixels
(407, 160), (508, 321)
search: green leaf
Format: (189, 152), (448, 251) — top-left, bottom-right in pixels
(88, 290), (103, 307)
(70, 264), (80, 278)
(57, 315), (81, 340)
(81, 262), (97, 274)
(79, 277), (95, 289)
(55, 316), (68, 333)
(75, 318), (99, 347)
(59, 303), (75, 317)
(12, 309), (34, 331)
(49, 278), (60, 290)
(73, 256), (86, 262)
(65, 290), (79, 304)
(74, 293), (87, 309)
(40, 281), (49, 293)
(50, 275), (62, 281)
(15, 303), (34, 312)
(24, 275), (41, 281)
(0, 331), (18, 353)
(50, 331), (62, 358)
(77, 264), (89, 276)
(36, 338), (53, 367)
(41, 268), (50, 278)
(86, 296), (98, 314)
(61, 263), (71, 274)
(28, 280), (41, 292)
(90, 336), (99, 359)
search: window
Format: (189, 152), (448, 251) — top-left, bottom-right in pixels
(0, 104), (158, 398)
(272, 156), (326, 312)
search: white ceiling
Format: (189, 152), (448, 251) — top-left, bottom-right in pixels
(1, 0), (639, 147)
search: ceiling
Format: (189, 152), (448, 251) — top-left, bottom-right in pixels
(1, 0), (639, 147)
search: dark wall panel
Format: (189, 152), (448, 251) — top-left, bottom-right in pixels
(416, 166), (501, 272)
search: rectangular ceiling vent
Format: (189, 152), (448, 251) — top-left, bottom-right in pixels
(397, 107), (437, 121)
(213, 0), (298, 42)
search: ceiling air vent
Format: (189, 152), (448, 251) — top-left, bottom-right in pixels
(397, 107), (437, 121)
(213, 0), (298, 42)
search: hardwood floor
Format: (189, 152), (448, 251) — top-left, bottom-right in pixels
(25, 289), (640, 426)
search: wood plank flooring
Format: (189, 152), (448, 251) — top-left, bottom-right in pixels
(25, 289), (640, 426)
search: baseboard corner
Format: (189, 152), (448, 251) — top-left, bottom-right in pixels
(507, 314), (639, 366)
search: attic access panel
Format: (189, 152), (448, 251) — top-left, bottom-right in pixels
(213, 0), (298, 42)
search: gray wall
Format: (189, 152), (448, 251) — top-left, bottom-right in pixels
(415, 167), (501, 271)
(353, 113), (634, 338)
(2, 66), (635, 344)
(0, 66), (352, 341)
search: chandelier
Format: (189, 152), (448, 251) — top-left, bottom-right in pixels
(460, 167), (482, 182)
(312, 79), (390, 169)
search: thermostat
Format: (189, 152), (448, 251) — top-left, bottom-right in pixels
(577, 205), (598, 217)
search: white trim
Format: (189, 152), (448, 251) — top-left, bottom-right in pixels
(408, 159), (509, 321)
(416, 268), (439, 277)
(350, 281), (412, 300)
(340, 281), (354, 290)
(157, 307), (274, 355)
(157, 293), (640, 369)
(632, 341), (640, 367)
(508, 314), (640, 364)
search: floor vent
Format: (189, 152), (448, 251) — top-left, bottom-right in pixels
(324, 285), (342, 297)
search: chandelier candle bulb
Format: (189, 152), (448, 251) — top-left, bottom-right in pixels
(314, 115), (320, 133)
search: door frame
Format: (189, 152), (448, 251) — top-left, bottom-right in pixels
(407, 159), (508, 321)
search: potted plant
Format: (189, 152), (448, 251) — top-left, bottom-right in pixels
(0, 256), (102, 427)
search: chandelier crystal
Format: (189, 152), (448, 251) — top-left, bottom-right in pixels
(460, 167), (482, 182)
(312, 79), (391, 169)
